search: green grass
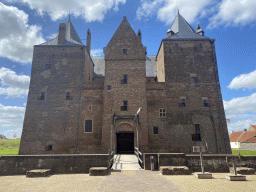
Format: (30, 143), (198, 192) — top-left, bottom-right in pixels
(0, 138), (20, 156)
(232, 149), (256, 156)
(0, 148), (19, 156)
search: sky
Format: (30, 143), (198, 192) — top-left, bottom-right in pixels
(0, 0), (256, 139)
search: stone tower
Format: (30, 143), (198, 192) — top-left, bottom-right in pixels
(154, 12), (231, 154)
(19, 19), (95, 154)
(101, 16), (148, 153)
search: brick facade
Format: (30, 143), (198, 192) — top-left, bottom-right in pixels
(19, 15), (231, 155)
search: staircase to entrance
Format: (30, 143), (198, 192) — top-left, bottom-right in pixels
(112, 154), (141, 170)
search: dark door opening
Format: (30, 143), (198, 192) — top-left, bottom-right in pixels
(116, 132), (134, 154)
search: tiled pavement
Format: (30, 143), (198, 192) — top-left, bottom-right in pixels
(95, 170), (182, 191)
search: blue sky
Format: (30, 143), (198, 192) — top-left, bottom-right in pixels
(0, 0), (256, 139)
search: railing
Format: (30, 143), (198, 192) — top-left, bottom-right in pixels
(108, 148), (115, 168)
(134, 147), (144, 169)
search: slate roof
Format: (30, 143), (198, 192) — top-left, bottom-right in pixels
(229, 131), (256, 142)
(165, 12), (210, 41)
(40, 19), (83, 46)
(92, 56), (156, 77)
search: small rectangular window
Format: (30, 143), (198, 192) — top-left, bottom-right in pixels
(191, 77), (196, 82)
(192, 124), (201, 141)
(39, 92), (45, 100)
(66, 92), (70, 100)
(85, 120), (92, 132)
(153, 127), (158, 134)
(123, 49), (127, 54)
(159, 108), (166, 117)
(89, 105), (92, 112)
(121, 75), (127, 84)
(179, 99), (185, 107)
(46, 145), (52, 151)
(121, 101), (128, 111)
(203, 100), (209, 107)
(107, 85), (111, 90)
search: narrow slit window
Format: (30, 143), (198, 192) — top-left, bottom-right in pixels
(191, 77), (196, 83)
(39, 92), (45, 100)
(121, 75), (127, 84)
(85, 120), (92, 132)
(123, 49), (127, 54)
(66, 92), (70, 100)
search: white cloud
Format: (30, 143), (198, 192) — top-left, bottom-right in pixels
(0, 67), (30, 97)
(5, 0), (126, 22)
(2, 128), (22, 139)
(0, 3), (45, 63)
(136, 0), (213, 24)
(228, 70), (256, 90)
(224, 93), (256, 133)
(0, 103), (25, 134)
(224, 93), (256, 114)
(91, 49), (103, 56)
(208, 0), (256, 29)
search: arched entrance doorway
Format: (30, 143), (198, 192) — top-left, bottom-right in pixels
(115, 122), (137, 154)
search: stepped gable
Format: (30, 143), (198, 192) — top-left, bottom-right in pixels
(40, 18), (83, 46)
(165, 11), (210, 41)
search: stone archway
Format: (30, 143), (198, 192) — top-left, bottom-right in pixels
(114, 120), (137, 154)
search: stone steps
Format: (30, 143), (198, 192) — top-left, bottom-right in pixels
(26, 169), (52, 177)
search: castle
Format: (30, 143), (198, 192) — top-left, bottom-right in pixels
(19, 12), (232, 155)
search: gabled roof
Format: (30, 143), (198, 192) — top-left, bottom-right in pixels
(40, 19), (83, 46)
(251, 125), (256, 131)
(92, 56), (156, 77)
(229, 131), (256, 142)
(242, 135), (256, 143)
(164, 12), (210, 41)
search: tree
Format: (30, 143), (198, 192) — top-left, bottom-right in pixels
(0, 134), (7, 139)
(13, 133), (17, 139)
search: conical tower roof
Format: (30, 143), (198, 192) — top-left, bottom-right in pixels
(40, 19), (83, 46)
(165, 12), (209, 40)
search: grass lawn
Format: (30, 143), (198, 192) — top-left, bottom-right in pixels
(0, 148), (19, 156)
(232, 149), (256, 156)
(0, 138), (20, 156)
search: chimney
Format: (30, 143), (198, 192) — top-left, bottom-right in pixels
(244, 129), (247, 132)
(167, 29), (174, 37)
(58, 23), (66, 45)
(87, 29), (91, 55)
(196, 24), (204, 36)
(137, 29), (141, 42)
